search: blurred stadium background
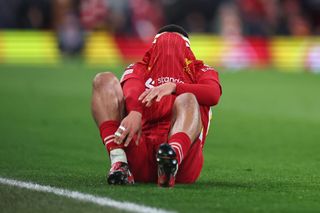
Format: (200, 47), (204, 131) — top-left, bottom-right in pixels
(0, 0), (320, 72)
(1, 1), (320, 213)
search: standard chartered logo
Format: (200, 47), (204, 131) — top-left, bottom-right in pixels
(145, 78), (155, 89)
(158, 77), (184, 84)
(145, 77), (184, 89)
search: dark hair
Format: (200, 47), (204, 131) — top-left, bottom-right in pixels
(157, 24), (189, 38)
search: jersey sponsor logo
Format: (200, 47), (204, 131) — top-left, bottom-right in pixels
(145, 77), (184, 89)
(157, 77), (184, 85)
(145, 78), (155, 89)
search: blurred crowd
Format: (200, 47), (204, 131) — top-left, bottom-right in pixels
(0, 0), (320, 71)
(1, 0), (320, 38)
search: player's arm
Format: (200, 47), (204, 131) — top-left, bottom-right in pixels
(114, 65), (145, 146)
(120, 63), (145, 114)
(122, 78), (144, 114)
(175, 79), (221, 106)
(139, 80), (221, 107)
(175, 65), (222, 106)
(139, 71), (221, 107)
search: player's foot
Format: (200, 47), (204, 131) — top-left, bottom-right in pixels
(107, 162), (134, 185)
(156, 143), (178, 188)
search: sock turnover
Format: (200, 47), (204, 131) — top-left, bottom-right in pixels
(168, 132), (192, 164)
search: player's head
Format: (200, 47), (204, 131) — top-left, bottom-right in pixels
(157, 24), (189, 39)
(153, 24), (191, 49)
(142, 24), (196, 76)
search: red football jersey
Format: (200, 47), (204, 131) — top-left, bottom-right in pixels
(121, 32), (221, 145)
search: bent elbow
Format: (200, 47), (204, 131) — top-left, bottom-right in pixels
(208, 85), (222, 106)
(208, 94), (221, 106)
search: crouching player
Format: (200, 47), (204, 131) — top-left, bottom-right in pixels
(91, 25), (222, 187)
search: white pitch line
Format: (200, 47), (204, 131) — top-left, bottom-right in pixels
(0, 177), (176, 213)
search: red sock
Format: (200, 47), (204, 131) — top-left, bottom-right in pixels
(99, 120), (124, 153)
(168, 132), (191, 164)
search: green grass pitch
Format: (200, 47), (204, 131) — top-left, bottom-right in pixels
(0, 64), (320, 213)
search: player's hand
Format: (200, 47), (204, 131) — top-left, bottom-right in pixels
(114, 111), (142, 147)
(138, 82), (176, 107)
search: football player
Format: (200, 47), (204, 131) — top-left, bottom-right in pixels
(91, 25), (222, 187)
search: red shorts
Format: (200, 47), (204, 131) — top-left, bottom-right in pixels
(124, 133), (204, 183)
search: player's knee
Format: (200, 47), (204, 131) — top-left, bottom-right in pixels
(175, 93), (198, 109)
(92, 72), (119, 90)
(175, 93), (202, 131)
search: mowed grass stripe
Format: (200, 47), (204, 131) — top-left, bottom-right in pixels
(0, 177), (175, 213)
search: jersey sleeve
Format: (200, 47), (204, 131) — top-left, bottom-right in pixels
(122, 78), (144, 114)
(120, 63), (145, 84)
(175, 63), (222, 106)
(196, 64), (222, 95)
(120, 63), (146, 114)
(196, 64), (221, 88)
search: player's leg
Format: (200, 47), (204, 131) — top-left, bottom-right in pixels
(157, 93), (202, 187)
(91, 72), (125, 125)
(169, 93), (202, 142)
(175, 137), (203, 183)
(91, 72), (133, 184)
